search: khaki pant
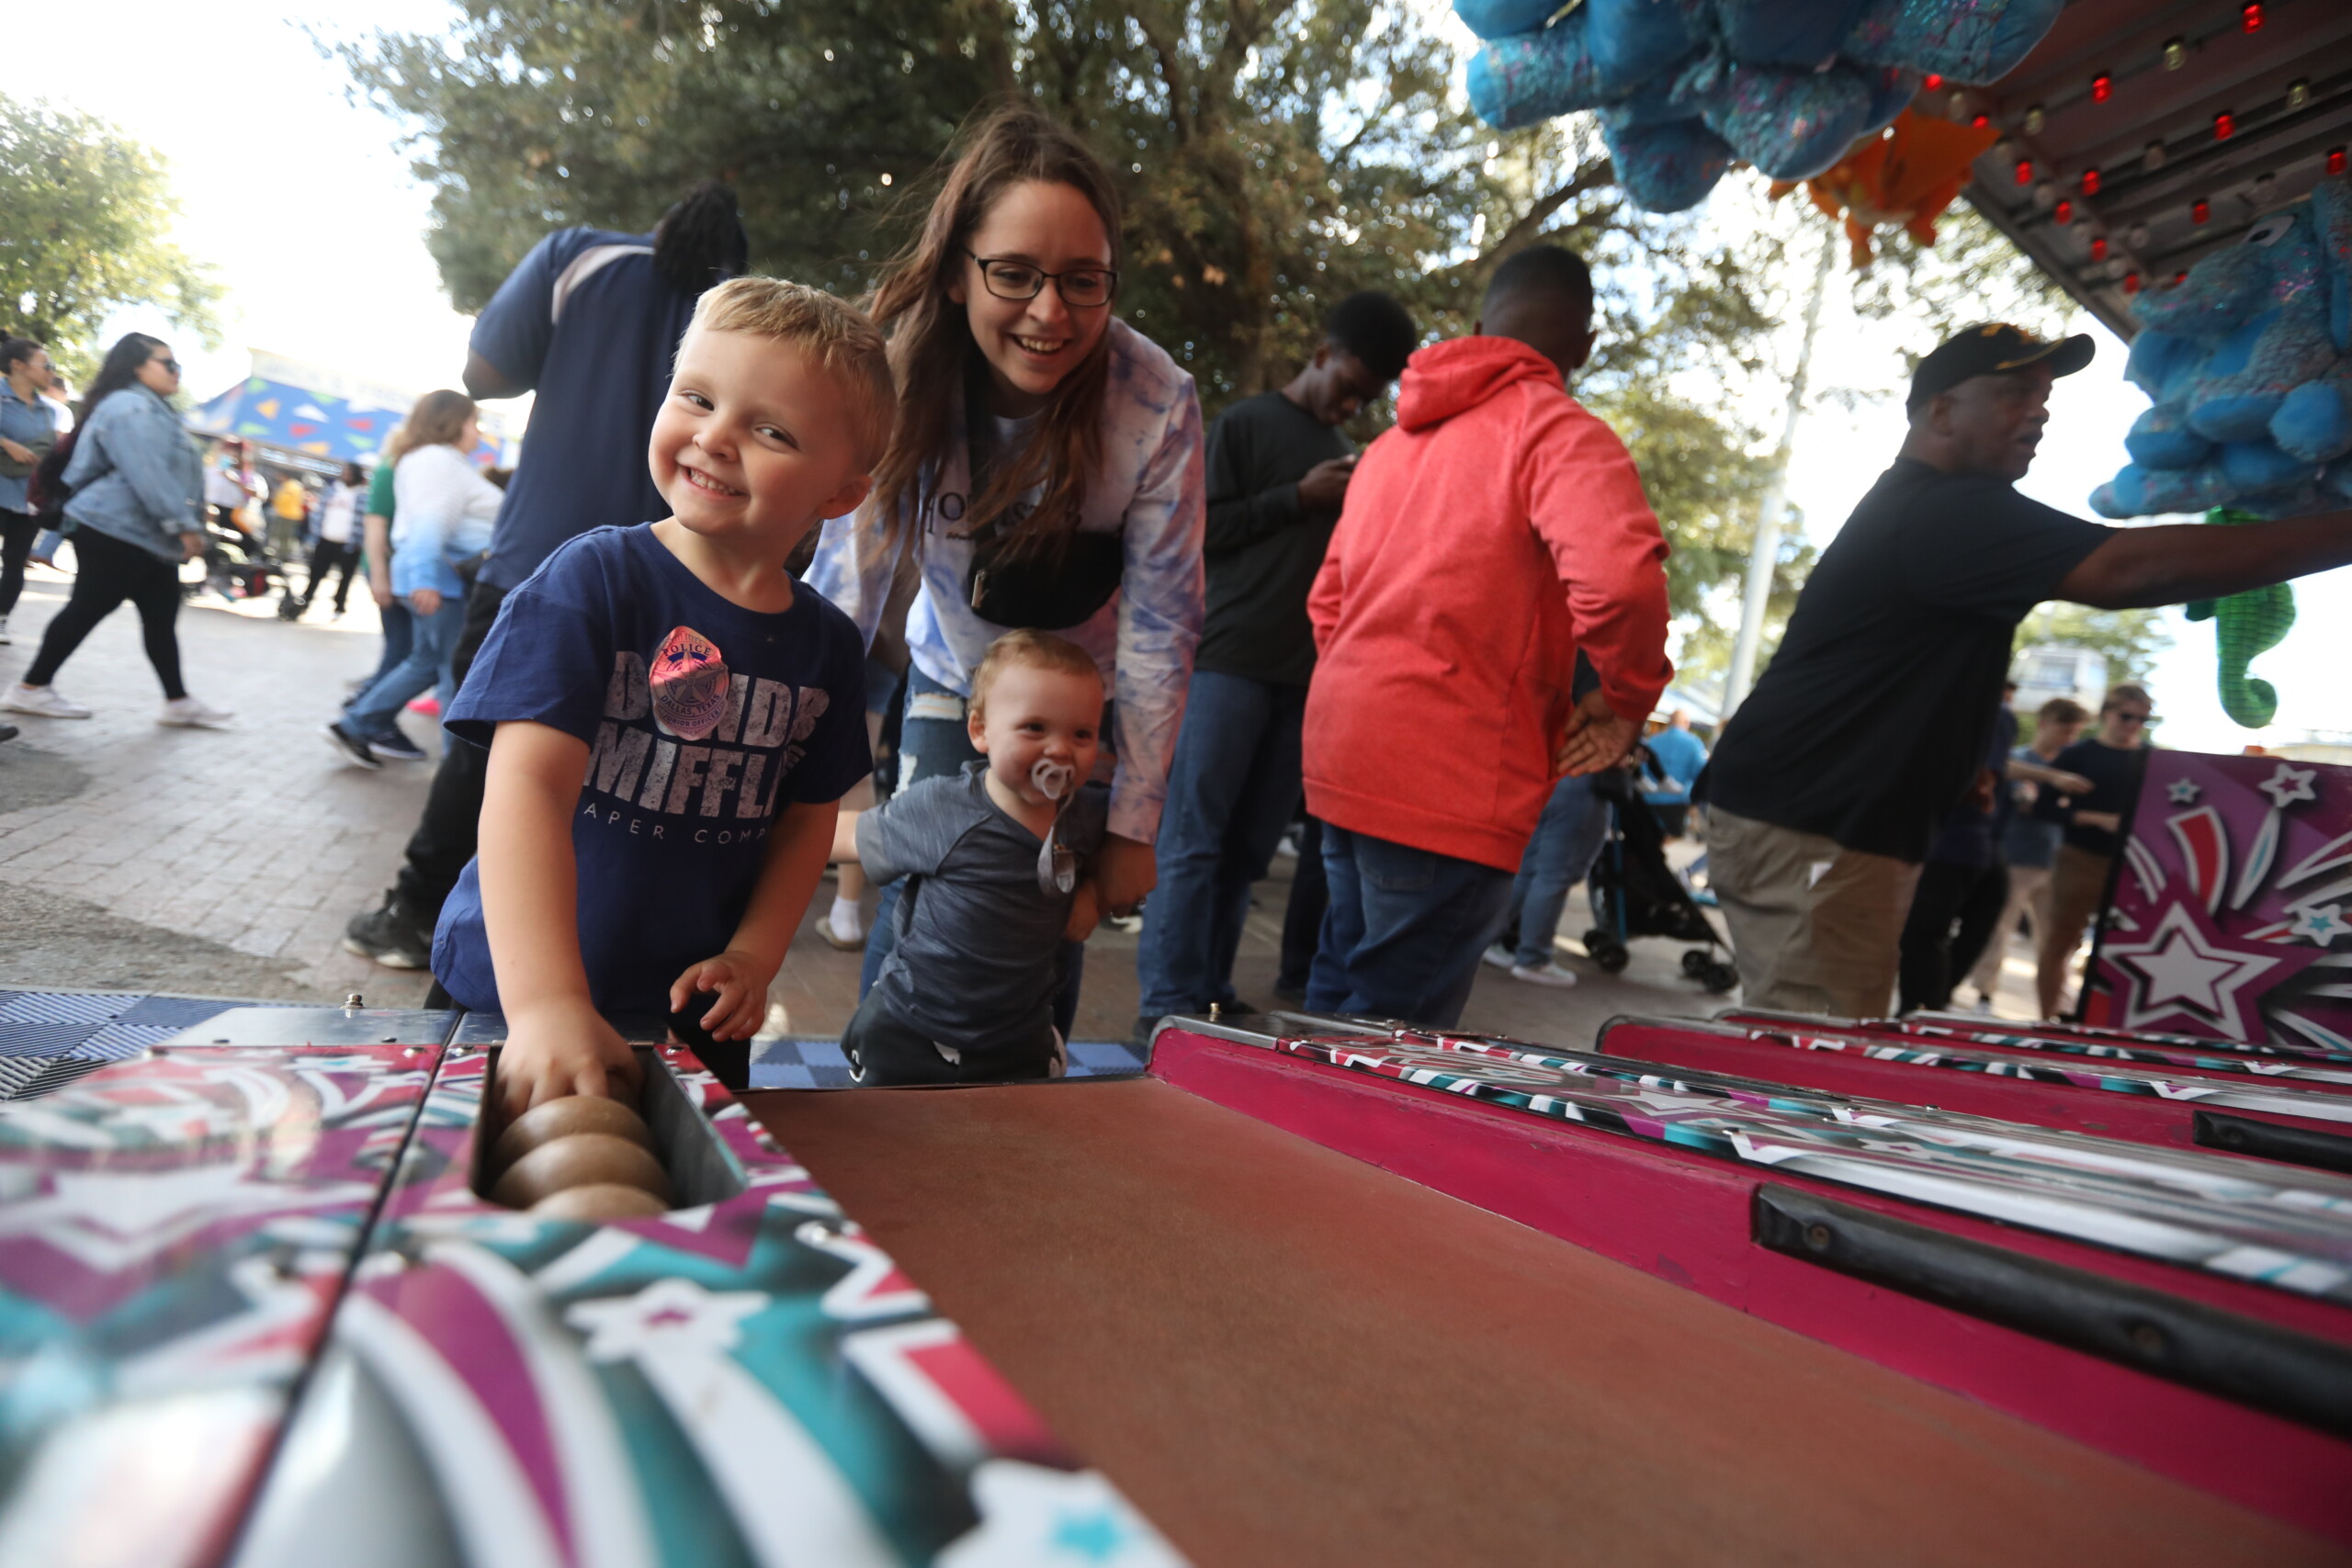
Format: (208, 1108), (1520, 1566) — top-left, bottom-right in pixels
(2038, 843), (2114, 1019)
(1706, 807), (1921, 1019)
(1965, 862), (2051, 1000)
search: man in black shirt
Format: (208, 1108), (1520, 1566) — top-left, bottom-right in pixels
(1703, 321), (2352, 1018)
(2032, 682), (2153, 1017)
(1136, 292), (1418, 1032)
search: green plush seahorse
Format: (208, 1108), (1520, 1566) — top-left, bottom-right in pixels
(2184, 508), (2296, 728)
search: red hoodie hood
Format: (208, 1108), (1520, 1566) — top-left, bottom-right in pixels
(1395, 336), (1564, 433)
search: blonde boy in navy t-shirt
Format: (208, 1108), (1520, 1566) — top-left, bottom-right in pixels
(432, 278), (894, 1117)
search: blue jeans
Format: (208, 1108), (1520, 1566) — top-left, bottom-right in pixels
(859, 666), (1083, 1038)
(1305, 825), (1514, 1029)
(345, 593), (463, 739)
(1507, 775), (1607, 968)
(1136, 671), (1306, 1017)
(354, 597), (414, 698)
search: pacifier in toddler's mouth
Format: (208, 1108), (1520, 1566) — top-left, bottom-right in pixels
(1032, 758), (1080, 895)
(1031, 758), (1075, 801)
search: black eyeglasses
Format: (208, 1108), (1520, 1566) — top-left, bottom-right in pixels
(2109, 711), (2150, 725)
(153, 357), (182, 375)
(964, 250), (1117, 309)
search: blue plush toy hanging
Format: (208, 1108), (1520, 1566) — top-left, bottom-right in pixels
(1457, 0), (2066, 212)
(2092, 177), (2352, 525)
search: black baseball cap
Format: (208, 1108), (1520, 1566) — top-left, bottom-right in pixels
(1908, 322), (2095, 410)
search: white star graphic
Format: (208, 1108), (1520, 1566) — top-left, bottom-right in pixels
(2102, 899), (2286, 1039)
(567, 1276), (767, 1362)
(2166, 777), (2202, 805)
(2260, 762), (2319, 811)
(2291, 903), (2352, 944)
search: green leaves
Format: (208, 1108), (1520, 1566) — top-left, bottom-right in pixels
(0, 97), (222, 383)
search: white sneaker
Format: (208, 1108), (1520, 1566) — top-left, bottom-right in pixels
(1509, 962), (1579, 988)
(1481, 942), (1515, 970)
(159, 695), (233, 728)
(2, 684), (90, 719)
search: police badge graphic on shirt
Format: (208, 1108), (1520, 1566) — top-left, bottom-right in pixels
(650, 626), (729, 739)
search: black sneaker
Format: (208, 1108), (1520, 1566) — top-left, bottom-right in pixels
(322, 721), (382, 770)
(368, 729), (429, 762)
(343, 891), (432, 969)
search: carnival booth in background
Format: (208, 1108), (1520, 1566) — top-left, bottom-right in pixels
(187, 350), (517, 478)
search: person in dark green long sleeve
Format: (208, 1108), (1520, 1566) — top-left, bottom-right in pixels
(1134, 291), (1418, 1036)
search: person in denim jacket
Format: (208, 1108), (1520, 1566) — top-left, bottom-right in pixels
(5, 333), (232, 728)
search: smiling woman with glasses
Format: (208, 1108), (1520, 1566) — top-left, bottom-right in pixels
(3, 331), (232, 729)
(804, 103), (1205, 1051)
(960, 250), (1119, 309)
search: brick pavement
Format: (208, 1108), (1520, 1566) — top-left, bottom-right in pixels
(0, 554), (2053, 1043)
(0, 563), (435, 1005)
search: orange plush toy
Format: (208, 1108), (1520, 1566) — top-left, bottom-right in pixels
(1770, 110), (1999, 268)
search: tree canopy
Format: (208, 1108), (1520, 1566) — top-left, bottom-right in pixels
(0, 97), (220, 383)
(337, 0), (1794, 636)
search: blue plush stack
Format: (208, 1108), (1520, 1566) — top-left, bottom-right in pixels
(1457, 0), (2063, 212)
(2093, 177), (2352, 522)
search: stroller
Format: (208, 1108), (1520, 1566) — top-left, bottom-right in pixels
(198, 506), (284, 603)
(1580, 766), (1737, 993)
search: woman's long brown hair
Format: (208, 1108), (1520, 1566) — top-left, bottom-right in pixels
(385, 389), (477, 465)
(863, 103), (1122, 564)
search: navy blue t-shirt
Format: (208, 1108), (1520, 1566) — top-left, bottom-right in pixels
(469, 228), (701, 591)
(432, 525), (871, 1015)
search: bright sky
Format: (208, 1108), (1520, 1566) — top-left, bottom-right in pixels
(22, 0), (2352, 755)
(16, 0), (501, 412)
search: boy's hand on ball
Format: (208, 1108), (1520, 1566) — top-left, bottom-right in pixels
(501, 1003), (638, 1120)
(671, 950), (777, 1041)
(1064, 880), (1101, 942)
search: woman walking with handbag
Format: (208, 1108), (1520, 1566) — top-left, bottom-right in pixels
(4, 333), (231, 727)
(805, 104), (1206, 1023)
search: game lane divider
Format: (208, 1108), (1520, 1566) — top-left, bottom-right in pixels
(1898, 1007), (2352, 1064)
(1595, 1015), (2352, 1171)
(1288, 1027), (2352, 1307)
(1725, 1007), (2352, 1089)
(1750, 1183), (2352, 1444)
(1145, 1018), (2352, 1542)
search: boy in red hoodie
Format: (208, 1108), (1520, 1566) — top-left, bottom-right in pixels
(1301, 246), (1672, 1026)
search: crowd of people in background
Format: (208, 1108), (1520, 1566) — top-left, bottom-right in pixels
(10, 98), (2352, 1050)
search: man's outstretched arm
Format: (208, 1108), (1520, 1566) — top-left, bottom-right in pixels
(2058, 508), (2352, 609)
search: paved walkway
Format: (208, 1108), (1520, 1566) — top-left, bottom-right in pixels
(0, 563), (435, 1004)
(0, 557), (2055, 1048)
